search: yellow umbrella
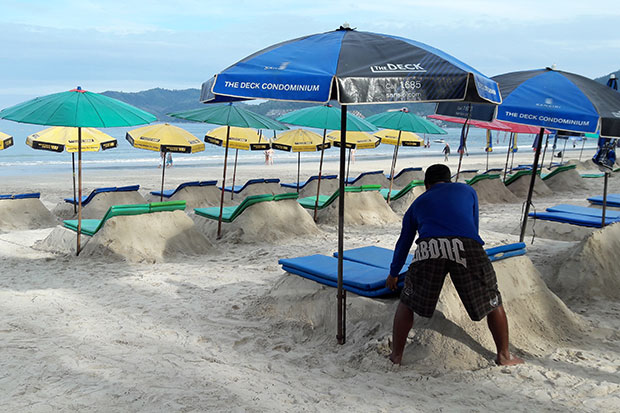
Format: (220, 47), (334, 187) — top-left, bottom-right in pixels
(0, 132), (14, 150)
(327, 131), (380, 183)
(27, 127), (117, 212)
(374, 129), (423, 146)
(126, 123), (205, 201)
(272, 128), (331, 192)
(206, 126), (270, 200)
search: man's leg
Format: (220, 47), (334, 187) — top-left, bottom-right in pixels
(486, 305), (524, 366)
(390, 302), (414, 365)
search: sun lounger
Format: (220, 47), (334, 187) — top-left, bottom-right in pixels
(528, 210), (620, 228)
(150, 180), (217, 198)
(452, 169), (479, 178)
(379, 180), (424, 201)
(194, 194), (274, 222)
(222, 178), (266, 193)
(63, 200), (186, 236)
(64, 185), (140, 206)
(280, 174), (337, 190)
(345, 170), (384, 185)
(465, 174), (500, 186)
(504, 169), (535, 185)
(0, 193), (41, 200)
(541, 164), (576, 180)
(385, 167), (422, 180)
(483, 168), (503, 174)
(297, 186), (363, 210)
(580, 173), (605, 178)
(273, 192), (299, 201)
(587, 194), (620, 208)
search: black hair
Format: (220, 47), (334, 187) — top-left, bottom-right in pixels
(424, 164), (451, 186)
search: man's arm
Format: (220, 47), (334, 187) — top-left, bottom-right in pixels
(389, 206), (417, 272)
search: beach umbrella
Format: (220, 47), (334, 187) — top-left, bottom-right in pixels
(366, 109), (446, 202)
(126, 123), (205, 201)
(27, 126), (118, 213)
(197, 24), (502, 344)
(0, 131), (14, 150)
(0, 87), (156, 255)
(438, 68), (620, 240)
(205, 126), (270, 200)
(277, 104), (376, 221)
(327, 131), (380, 184)
(271, 128), (330, 192)
(169, 103), (287, 238)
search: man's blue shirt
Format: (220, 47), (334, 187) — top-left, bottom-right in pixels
(390, 182), (484, 277)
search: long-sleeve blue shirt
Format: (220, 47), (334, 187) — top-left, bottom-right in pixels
(390, 182), (484, 277)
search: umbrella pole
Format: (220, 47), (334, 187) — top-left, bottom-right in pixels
(387, 132), (401, 205)
(72, 152), (77, 214)
(455, 107), (471, 182)
(503, 133), (513, 183)
(519, 128), (545, 242)
(561, 139), (567, 164)
(231, 149), (238, 200)
(160, 150), (167, 202)
(346, 147), (351, 185)
(77, 127), (82, 256)
(217, 126), (231, 239)
(297, 152), (301, 192)
(602, 173), (609, 228)
(540, 135), (549, 171)
(485, 130), (490, 172)
(313, 130), (327, 222)
(510, 148), (515, 171)
(337, 105), (347, 345)
(579, 139), (585, 161)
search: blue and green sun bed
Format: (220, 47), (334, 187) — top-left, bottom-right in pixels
(452, 169), (479, 178)
(194, 192), (298, 223)
(64, 185), (140, 206)
(504, 169), (542, 185)
(581, 173), (605, 178)
(587, 194), (620, 208)
(541, 164), (576, 181)
(222, 178), (281, 193)
(63, 200), (186, 236)
(280, 174), (337, 189)
(529, 203), (620, 227)
(380, 180), (424, 201)
(0, 193), (41, 200)
(345, 170), (384, 185)
(297, 185), (380, 210)
(465, 174), (500, 186)
(279, 243), (527, 298)
(484, 167), (503, 174)
(150, 180), (217, 198)
(385, 167), (422, 180)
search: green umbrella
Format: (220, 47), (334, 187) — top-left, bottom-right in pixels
(367, 109), (447, 203)
(0, 87), (156, 255)
(277, 105), (376, 221)
(169, 103), (288, 238)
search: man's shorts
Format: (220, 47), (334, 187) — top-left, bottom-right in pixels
(400, 237), (502, 321)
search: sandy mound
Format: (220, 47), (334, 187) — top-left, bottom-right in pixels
(392, 169), (424, 187)
(146, 186), (221, 209)
(454, 171), (479, 181)
(472, 179), (519, 204)
(257, 255), (586, 371)
(36, 210), (213, 262)
(388, 186), (425, 214)
(192, 199), (320, 243)
(566, 159), (598, 172)
(348, 173), (390, 187)
(551, 223), (620, 300)
(316, 191), (400, 226)
(297, 179), (340, 198)
(506, 174), (553, 198)
(0, 198), (58, 232)
(543, 169), (588, 192)
(52, 190), (147, 220)
(521, 219), (595, 242)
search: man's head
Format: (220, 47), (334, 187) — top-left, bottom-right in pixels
(424, 164), (451, 189)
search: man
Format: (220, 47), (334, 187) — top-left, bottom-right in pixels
(443, 143), (450, 161)
(386, 164), (523, 366)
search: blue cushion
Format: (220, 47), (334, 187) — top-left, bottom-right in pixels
(587, 194), (620, 207)
(345, 170), (384, 184)
(547, 204), (620, 219)
(529, 211), (619, 228)
(12, 193), (41, 199)
(334, 245), (412, 271)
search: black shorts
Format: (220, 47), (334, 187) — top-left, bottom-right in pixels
(400, 237), (502, 321)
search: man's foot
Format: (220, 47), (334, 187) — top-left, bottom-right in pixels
(496, 353), (524, 366)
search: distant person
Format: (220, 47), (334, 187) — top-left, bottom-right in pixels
(443, 143), (451, 161)
(264, 149), (270, 165)
(386, 164), (524, 367)
(351, 148), (356, 164)
(265, 148), (274, 165)
(166, 152), (173, 167)
(159, 151), (165, 168)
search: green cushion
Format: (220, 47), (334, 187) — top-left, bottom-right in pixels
(273, 192), (299, 201)
(466, 174), (500, 186)
(380, 180), (424, 201)
(360, 184), (381, 191)
(297, 186), (364, 210)
(504, 170), (533, 186)
(541, 164), (577, 180)
(581, 173), (605, 178)
(194, 194), (274, 222)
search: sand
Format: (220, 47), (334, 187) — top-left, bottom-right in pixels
(543, 168), (589, 192)
(472, 178), (520, 204)
(507, 173), (553, 198)
(0, 198), (58, 232)
(52, 190), (147, 220)
(315, 191), (400, 226)
(388, 186), (425, 214)
(0, 146), (619, 411)
(391, 169), (425, 187)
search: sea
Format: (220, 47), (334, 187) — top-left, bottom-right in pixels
(0, 119), (595, 178)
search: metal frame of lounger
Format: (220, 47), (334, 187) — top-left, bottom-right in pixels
(345, 170), (384, 185)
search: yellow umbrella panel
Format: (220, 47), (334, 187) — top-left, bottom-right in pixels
(327, 131), (380, 149)
(272, 129), (330, 152)
(206, 126), (270, 151)
(375, 129), (423, 146)
(27, 126), (117, 152)
(126, 123), (205, 153)
(0, 132), (14, 150)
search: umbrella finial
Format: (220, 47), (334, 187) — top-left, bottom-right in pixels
(338, 22), (354, 30)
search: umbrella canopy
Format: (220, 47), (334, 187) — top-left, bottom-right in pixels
(272, 128), (329, 152)
(277, 105), (376, 131)
(197, 25), (502, 345)
(429, 114), (512, 132)
(126, 123), (205, 153)
(0, 87), (156, 256)
(205, 126), (270, 150)
(327, 131), (380, 149)
(374, 129), (424, 146)
(28, 126), (117, 152)
(366, 109), (447, 135)
(0, 132), (14, 150)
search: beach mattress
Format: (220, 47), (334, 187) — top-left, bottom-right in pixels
(0, 193), (41, 200)
(547, 204), (620, 219)
(64, 185), (140, 206)
(587, 194), (620, 207)
(150, 180), (217, 197)
(280, 175), (337, 189)
(529, 211), (620, 227)
(279, 254), (403, 297)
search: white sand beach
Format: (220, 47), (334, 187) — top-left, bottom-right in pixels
(1, 148), (619, 412)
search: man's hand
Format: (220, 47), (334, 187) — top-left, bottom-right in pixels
(386, 274), (399, 291)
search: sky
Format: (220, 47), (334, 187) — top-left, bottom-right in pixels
(0, 0), (618, 108)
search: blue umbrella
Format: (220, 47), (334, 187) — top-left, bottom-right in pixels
(199, 25), (502, 344)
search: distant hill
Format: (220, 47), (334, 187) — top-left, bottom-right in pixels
(101, 88), (436, 122)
